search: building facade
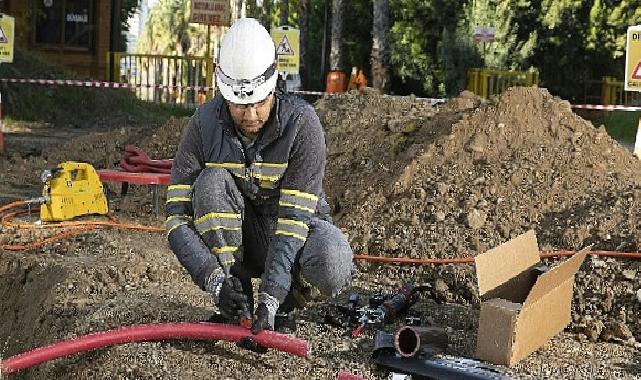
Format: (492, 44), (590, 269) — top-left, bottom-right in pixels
(0, 0), (114, 79)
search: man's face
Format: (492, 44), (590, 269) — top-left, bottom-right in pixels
(227, 92), (275, 137)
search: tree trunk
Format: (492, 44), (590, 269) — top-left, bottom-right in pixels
(262, 0), (273, 31)
(371, 0), (391, 93)
(298, 0), (309, 88)
(329, 0), (343, 71)
(280, 0), (289, 26)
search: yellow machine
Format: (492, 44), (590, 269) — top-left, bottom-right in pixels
(39, 162), (108, 222)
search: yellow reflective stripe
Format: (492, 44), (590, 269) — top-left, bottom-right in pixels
(275, 230), (307, 241)
(211, 246), (239, 254)
(168, 184), (192, 190)
(200, 226), (242, 234)
(279, 201), (315, 213)
(195, 212), (241, 225)
(252, 173), (282, 181)
(281, 189), (319, 202)
(167, 197), (191, 203)
(206, 162), (244, 169)
(255, 162), (288, 168)
(165, 215), (192, 235)
(277, 218), (309, 230)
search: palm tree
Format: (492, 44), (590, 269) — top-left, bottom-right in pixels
(329, 0), (343, 71)
(371, 0), (390, 93)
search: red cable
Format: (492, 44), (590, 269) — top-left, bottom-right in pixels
(1, 322), (309, 375)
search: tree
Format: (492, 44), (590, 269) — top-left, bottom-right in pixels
(280, 0), (290, 25)
(371, 0), (391, 92)
(329, 0), (343, 71)
(299, 0), (310, 87)
(262, 0), (273, 30)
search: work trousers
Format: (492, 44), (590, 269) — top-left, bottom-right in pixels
(192, 168), (353, 309)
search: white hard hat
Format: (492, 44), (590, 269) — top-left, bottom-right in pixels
(216, 18), (278, 104)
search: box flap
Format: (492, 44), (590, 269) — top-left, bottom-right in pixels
(522, 247), (589, 307)
(475, 230), (540, 297)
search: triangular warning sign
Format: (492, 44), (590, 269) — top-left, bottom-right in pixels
(276, 35), (294, 56)
(0, 26), (7, 43)
(632, 61), (641, 80)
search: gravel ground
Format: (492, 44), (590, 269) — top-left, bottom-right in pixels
(0, 87), (640, 379)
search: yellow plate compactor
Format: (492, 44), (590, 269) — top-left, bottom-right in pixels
(39, 161), (108, 222)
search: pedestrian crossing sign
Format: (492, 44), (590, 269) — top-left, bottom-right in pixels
(0, 14), (14, 63)
(625, 25), (641, 91)
(271, 26), (299, 74)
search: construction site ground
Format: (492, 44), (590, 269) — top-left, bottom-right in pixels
(0, 87), (639, 379)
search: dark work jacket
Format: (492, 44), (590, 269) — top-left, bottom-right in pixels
(165, 91), (329, 302)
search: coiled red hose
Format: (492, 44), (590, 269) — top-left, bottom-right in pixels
(1, 322), (309, 376)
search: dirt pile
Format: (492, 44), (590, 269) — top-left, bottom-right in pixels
(317, 87), (641, 342)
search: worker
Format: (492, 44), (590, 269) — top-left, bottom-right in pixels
(165, 18), (353, 335)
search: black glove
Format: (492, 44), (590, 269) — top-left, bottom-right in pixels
(218, 277), (251, 321)
(251, 303), (272, 334)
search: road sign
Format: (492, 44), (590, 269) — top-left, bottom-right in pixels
(625, 25), (641, 91)
(189, 0), (231, 26)
(473, 26), (495, 43)
(271, 26), (300, 74)
(0, 14), (14, 63)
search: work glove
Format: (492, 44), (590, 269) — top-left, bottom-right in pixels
(205, 270), (251, 322)
(251, 292), (279, 334)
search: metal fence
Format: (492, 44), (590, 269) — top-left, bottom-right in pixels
(466, 68), (539, 98)
(599, 76), (641, 106)
(106, 53), (215, 106)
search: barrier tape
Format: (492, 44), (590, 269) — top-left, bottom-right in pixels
(571, 104), (641, 112)
(0, 78), (214, 91)
(0, 78), (636, 110)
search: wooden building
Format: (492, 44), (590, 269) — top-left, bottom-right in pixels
(0, 0), (116, 79)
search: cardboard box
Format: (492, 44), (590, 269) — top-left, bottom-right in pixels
(474, 230), (588, 367)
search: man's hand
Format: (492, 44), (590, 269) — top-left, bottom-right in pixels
(219, 277), (251, 320)
(251, 293), (279, 334)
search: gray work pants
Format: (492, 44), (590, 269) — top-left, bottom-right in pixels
(192, 168), (353, 309)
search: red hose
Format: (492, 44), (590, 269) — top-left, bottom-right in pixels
(1, 322), (309, 375)
(337, 370), (367, 380)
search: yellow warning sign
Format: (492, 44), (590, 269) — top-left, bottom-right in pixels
(0, 14), (14, 63)
(271, 26), (299, 74)
(625, 25), (641, 91)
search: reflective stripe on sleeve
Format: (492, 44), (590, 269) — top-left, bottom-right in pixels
(194, 212), (242, 234)
(279, 189), (319, 214)
(275, 218), (309, 241)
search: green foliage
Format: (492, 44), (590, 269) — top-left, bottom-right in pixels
(0, 49), (191, 129)
(440, 26), (482, 96)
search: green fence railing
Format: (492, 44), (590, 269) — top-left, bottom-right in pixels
(106, 52), (215, 106)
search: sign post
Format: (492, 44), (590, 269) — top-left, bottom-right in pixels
(473, 26), (495, 66)
(0, 13), (15, 153)
(625, 25), (641, 158)
(189, 0), (231, 100)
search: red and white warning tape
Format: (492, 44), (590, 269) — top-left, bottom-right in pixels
(571, 104), (641, 112)
(2, 78), (638, 111)
(0, 78), (214, 91)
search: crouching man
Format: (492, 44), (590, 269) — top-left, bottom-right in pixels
(165, 18), (353, 334)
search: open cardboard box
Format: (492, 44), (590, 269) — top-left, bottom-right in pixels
(474, 230), (589, 367)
